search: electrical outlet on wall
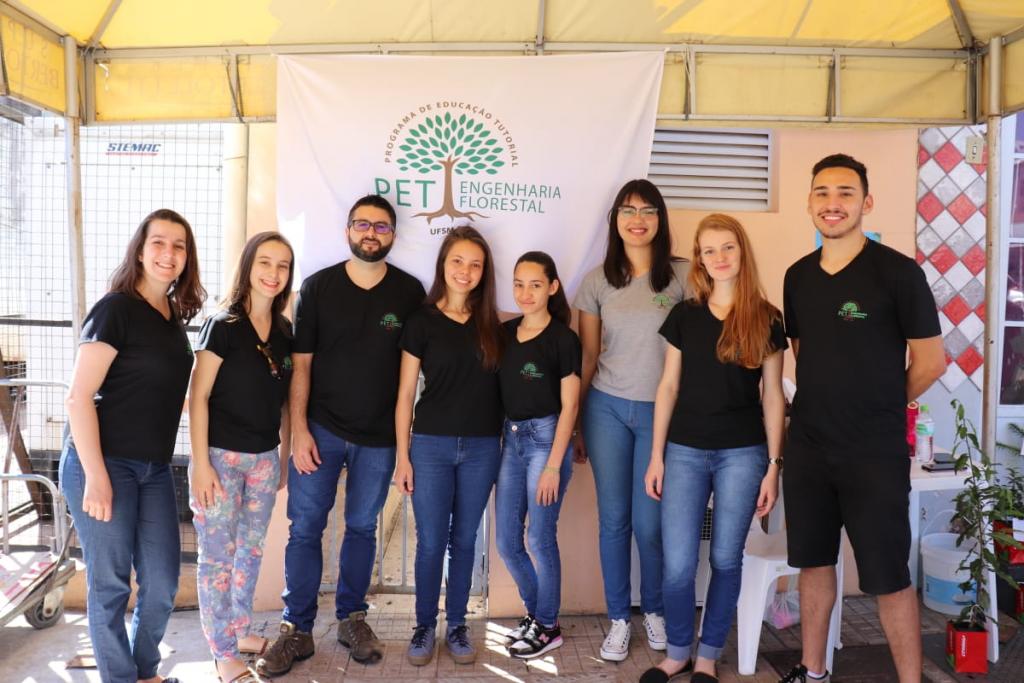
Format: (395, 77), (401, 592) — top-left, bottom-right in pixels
(965, 135), (985, 164)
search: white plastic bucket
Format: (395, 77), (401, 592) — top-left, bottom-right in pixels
(921, 532), (977, 615)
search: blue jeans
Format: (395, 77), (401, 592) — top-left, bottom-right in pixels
(582, 388), (661, 619)
(661, 442), (767, 662)
(410, 433), (501, 627)
(60, 445), (180, 683)
(282, 420), (395, 631)
(495, 415), (573, 627)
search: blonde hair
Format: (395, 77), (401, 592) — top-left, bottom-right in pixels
(688, 213), (779, 368)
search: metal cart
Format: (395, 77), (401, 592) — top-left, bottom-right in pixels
(0, 379), (76, 629)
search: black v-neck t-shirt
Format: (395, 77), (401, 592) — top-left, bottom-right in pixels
(659, 300), (787, 449)
(400, 305), (503, 437)
(498, 317), (581, 421)
(79, 292), (194, 464)
(293, 262), (425, 447)
(196, 311), (293, 453)
(783, 239), (940, 456)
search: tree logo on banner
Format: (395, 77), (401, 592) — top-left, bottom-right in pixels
(395, 111), (506, 223)
(380, 102), (559, 234)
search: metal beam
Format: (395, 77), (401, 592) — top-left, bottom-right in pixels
(1004, 23), (1024, 46)
(85, 0), (123, 51)
(945, 0), (975, 49)
(534, 0), (546, 55)
(63, 35), (85, 339)
(981, 31), (1002, 666)
(0, 1), (62, 43)
(89, 41), (970, 61)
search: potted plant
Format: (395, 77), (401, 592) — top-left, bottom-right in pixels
(946, 399), (1024, 673)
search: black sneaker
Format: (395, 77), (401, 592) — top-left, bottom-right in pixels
(778, 664), (831, 683)
(508, 620), (563, 659)
(504, 614), (535, 648)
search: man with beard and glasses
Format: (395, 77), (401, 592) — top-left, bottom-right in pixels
(259, 195), (425, 675)
(776, 154), (945, 683)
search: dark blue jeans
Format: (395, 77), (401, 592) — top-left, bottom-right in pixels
(410, 433), (501, 628)
(495, 415), (573, 627)
(282, 420), (395, 631)
(60, 444), (180, 683)
(661, 442), (767, 661)
(582, 388), (662, 619)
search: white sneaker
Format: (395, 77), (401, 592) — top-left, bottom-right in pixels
(643, 612), (666, 651)
(600, 618), (631, 661)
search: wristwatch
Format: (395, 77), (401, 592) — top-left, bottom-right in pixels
(767, 457), (784, 468)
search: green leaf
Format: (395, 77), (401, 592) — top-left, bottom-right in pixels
(434, 114), (444, 128)
(474, 122), (484, 132)
(484, 139), (497, 146)
(485, 155), (497, 162)
(468, 155), (481, 163)
(426, 118), (435, 129)
(418, 167), (432, 174)
(459, 113), (467, 125)
(444, 112), (452, 124)
(410, 128), (421, 137)
(470, 140), (483, 148)
(492, 160), (505, 168)
(474, 162), (486, 169)
(467, 168), (479, 175)
(485, 168), (498, 175)
(429, 164), (442, 171)
(456, 162), (470, 169)
(431, 149), (444, 158)
(399, 144), (412, 152)
(454, 145), (465, 156)
(398, 165), (408, 171)
(440, 141), (449, 153)
(479, 130), (491, 139)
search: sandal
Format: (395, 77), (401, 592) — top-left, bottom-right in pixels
(239, 636), (269, 656)
(221, 666), (266, 683)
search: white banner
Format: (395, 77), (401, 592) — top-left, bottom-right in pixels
(277, 52), (664, 310)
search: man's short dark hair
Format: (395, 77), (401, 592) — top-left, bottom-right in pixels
(812, 153), (869, 195)
(347, 194), (397, 228)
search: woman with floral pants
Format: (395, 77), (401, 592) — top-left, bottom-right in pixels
(189, 233), (295, 682)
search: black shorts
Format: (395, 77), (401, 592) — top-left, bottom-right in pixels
(783, 441), (911, 595)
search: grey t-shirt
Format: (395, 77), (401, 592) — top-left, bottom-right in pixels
(574, 260), (689, 402)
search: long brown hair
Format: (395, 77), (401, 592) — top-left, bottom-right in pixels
(604, 179), (676, 292)
(108, 209), (206, 322)
(689, 213), (779, 369)
(424, 226), (503, 370)
(222, 231), (295, 333)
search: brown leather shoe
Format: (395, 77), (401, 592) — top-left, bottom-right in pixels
(255, 622), (315, 677)
(337, 610), (384, 663)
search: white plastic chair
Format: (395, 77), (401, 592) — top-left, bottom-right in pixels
(733, 520), (844, 676)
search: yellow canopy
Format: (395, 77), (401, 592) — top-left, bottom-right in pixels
(1, 0), (1022, 123)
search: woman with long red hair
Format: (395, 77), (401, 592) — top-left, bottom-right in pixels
(641, 213), (786, 683)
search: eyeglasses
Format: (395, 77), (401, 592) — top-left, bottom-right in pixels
(617, 205), (659, 218)
(349, 219), (395, 234)
(256, 342), (283, 380)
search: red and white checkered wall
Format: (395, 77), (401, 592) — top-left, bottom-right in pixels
(916, 125), (987, 392)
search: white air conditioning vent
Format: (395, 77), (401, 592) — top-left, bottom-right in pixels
(649, 128), (772, 212)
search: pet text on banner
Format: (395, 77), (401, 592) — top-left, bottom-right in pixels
(276, 52), (664, 309)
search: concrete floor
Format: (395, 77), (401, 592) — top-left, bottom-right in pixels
(0, 592), (966, 683)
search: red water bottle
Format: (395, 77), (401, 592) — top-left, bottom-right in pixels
(906, 401), (919, 458)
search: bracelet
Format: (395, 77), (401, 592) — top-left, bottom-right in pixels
(543, 466), (561, 473)
(767, 457), (784, 467)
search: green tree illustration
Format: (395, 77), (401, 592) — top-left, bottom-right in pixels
(396, 111), (506, 223)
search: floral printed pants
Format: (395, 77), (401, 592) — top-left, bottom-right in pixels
(190, 446), (280, 660)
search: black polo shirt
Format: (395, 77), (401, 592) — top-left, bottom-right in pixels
(498, 317), (581, 421)
(400, 305), (503, 437)
(80, 292), (193, 464)
(659, 300), (787, 449)
(293, 262), (425, 447)
(783, 238), (941, 456)
(197, 311), (292, 453)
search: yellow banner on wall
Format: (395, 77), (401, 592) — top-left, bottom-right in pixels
(0, 14), (65, 113)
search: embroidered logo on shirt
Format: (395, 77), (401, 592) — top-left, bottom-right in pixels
(837, 301), (868, 321)
(283, 355), (293, 370)
(652, 293), (672, 309)
(379, 313), (403, 331)
(520, 362), (544, 380)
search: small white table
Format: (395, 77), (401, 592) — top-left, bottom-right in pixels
(908, 459), (967, 590)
